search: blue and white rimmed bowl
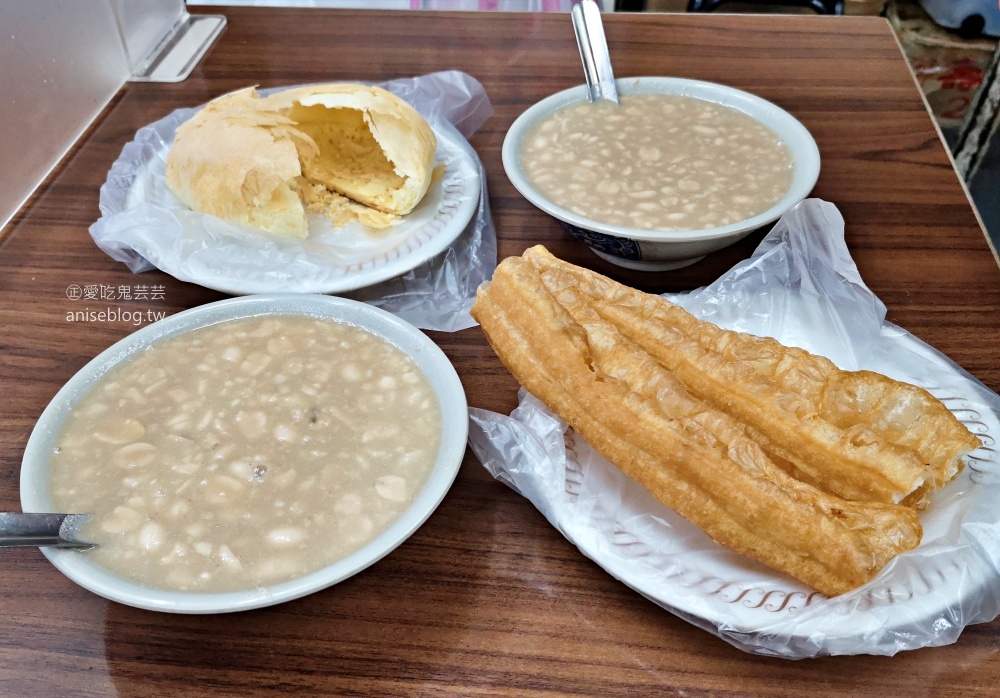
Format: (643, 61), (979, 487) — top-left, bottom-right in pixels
(502, 77), (821, 271)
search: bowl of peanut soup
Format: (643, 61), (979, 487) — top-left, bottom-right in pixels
(503, 77), (820, 271)
(20, 294), (467, 613)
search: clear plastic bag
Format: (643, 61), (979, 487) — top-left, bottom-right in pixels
(467, 199), (1000, 658)
(89, 70), (496, 332)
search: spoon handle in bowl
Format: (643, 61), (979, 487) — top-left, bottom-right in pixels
(571, 0), (619, 105)
(0, 513), (94, 549)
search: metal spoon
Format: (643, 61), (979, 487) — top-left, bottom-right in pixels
(0, 513), (95, 549)
(571, 0), (619, 105)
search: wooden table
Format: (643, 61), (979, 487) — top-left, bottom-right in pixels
(2, 8), (999, 696)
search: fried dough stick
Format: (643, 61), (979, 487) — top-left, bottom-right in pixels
(821, 372), (981, 500)
(472, 257), (922, 597)
(523, 246), (979, 507)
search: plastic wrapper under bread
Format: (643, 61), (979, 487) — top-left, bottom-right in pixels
(467, 200), (1000, 657)
(89, 71), (496, 332)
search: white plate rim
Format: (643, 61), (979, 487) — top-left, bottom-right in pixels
(130, 122), (482, 296)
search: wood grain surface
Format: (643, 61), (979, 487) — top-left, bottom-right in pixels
(2, 8), (999, 697)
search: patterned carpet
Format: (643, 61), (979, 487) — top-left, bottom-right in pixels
(888, 0), (998, 136)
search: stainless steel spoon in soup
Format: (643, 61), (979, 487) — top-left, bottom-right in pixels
(572, 0), (619, 105)
(0, 512), (94, 549)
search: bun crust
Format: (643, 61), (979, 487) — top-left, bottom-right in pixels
(165, 87), (311, 238)
(165, 84), (437, 238)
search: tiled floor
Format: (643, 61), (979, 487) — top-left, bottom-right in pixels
(970, 140), (1000, 255)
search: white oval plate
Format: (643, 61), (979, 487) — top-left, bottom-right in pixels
(473, 331), (1000, 657)
(102, 115), (481, 296)
(20, 295), (469, 613)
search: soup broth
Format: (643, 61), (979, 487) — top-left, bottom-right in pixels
(49, 315), (441, 593)
(520, 94), (794, 231)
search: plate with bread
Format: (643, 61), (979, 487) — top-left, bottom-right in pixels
(92, 83), (482, 295)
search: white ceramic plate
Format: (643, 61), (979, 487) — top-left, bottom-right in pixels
(117, 121), (482, 296)
(20, 295), (469, 613)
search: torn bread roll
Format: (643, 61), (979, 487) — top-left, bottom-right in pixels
(471, 254), (923, 597)
(522, 246), (981, 509)
(165, 84), (437, 239)
(264, 84), (436, 216)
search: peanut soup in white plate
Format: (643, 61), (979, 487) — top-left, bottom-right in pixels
(49, 315), (441, 593)
(520, 94), (793, 231)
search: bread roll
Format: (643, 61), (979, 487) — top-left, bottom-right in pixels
(165, 87), (312, 238)
(165, 84), (437, 238)
(265, 84), (437, 216)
